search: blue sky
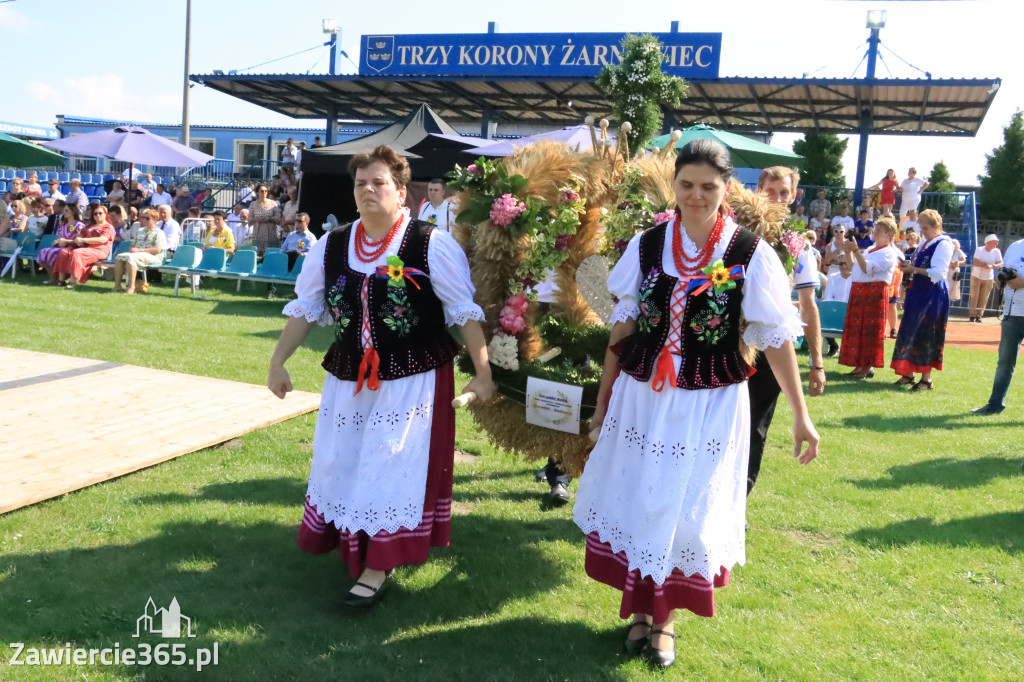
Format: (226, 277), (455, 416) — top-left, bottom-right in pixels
(0, 0), (1015, 185)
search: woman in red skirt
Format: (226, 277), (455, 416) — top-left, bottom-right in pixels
(53, 204), (115, 289)
(838, 218), (902, 378)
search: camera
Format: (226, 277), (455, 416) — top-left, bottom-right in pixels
(996, 267), (1019, 284)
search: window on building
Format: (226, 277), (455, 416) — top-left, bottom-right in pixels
(190, 139), (215, 157)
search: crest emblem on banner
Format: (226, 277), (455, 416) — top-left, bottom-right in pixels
(365, 36), (395, 73)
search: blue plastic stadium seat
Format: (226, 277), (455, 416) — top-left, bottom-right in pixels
(187, 247), (228, 276)
(282, 254), (305, 282)
(14, 170), (27, 180)
(61, 185), (71, 194)
(58, 172), (69, 183)
(98, 240), (132, 265)
(70, 172), (81, 181)
(817, 300), (847, 337)
(3, 170), (14, 180)
(251, 251), (290, 282)
(103, 174), (115, 183)
(84, 186), (97, 197)
(36, 171), (49, 182)
(0, 181), (7, 193)
(220, 250), (259, 291)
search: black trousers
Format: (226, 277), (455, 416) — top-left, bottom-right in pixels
(747, 353), (782, 496)
(544, 457), (568, 485)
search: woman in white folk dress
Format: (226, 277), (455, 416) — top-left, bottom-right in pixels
(268, 145), (495, 608)
(574, 140), (820, 668)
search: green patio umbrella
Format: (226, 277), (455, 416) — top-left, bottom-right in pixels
(649, 124), (803, 169)
(0, 131), (66, 168)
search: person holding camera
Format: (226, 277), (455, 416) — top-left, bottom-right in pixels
(972, 238), (1024, 415)
(891, 210), (953, 391)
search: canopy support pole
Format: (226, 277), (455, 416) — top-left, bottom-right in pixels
(325, 104), (338, 146)
(854, 108), (872, 207)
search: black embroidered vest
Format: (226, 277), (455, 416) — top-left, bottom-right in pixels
(619, 223), (760, 389)
(321, 219), (460, 382)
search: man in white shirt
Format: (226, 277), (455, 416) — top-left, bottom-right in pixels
(280, 138), (298, 168)
(121, 166), (141, 185)
(149, 184), (173, 207)
(156, 204), (182, 252)
(238, 183), (255, 206)
(745, 166), (825, 498)
(969, 234), (1003, 322)
(141, 173), (158, 195)
(900, 209), (920, 237)
(898, 167), (929, 217)
(972, 237), (1024, 415)
(416, 179), (458, 233)
(42, 179), (65, 201)
(830, 205), (855, 234)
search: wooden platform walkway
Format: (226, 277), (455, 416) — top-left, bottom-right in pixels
(0, 347), (321, 515)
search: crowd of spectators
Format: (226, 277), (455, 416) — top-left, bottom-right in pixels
(781, 165), (1005, 343)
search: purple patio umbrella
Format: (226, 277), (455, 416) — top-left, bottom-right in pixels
(465, 125), (615, 157)
(42, 125), (214, 184)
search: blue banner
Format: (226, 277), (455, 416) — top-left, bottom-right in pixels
(359, 32), (721, 79)
(0, 120), (59, 140)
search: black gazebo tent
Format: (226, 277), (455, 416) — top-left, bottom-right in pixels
(299, 104), (472, 231)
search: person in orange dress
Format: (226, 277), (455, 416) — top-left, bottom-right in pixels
(54, 204), (115, 289)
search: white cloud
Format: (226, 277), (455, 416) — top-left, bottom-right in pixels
(0, 5), (30, 30)
(24, 73), (181, 124)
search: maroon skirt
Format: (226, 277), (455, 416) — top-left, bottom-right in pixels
(585, 533), (729, 623)
(838, 281), (888, 369)
(296, 364), (455, 577)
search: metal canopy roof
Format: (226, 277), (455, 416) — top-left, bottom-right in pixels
(191, 73), (1000, 137)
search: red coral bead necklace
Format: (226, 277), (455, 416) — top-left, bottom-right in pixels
(672, 209), (724, 275)
(354, 213), (404, 263)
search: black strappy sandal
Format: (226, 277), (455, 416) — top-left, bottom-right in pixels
(343, 571), (391, 608)
(623, 619), (652, 655)
(643, 629), (679, 668)
(911, 379), (934, 391)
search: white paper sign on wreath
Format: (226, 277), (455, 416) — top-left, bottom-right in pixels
(525, 377), (583, 435)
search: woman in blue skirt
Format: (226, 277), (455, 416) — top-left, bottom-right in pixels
(891, 209), (953, 390)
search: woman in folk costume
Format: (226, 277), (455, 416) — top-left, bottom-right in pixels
(573, 140), (819, 669)
(268, 145), (495, 607)
(837, 218), (902, 380)
(891, 209), (954, 390)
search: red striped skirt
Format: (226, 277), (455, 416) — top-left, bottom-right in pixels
(296, 365), (455, 577)
(585, 533), (729, 622)
(838, 281), (888, 369)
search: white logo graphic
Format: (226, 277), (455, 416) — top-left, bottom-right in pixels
(365, 35), (395, 73)
(133, 597), (195, 638)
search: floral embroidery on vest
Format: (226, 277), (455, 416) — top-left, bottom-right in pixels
(380, 287), (418, 337)
(689, 289), (731, 345)
(637, 266), (663, 334)
(325, 273), (353, 333)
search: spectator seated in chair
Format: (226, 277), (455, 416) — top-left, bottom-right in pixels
(203, 211), (236, 254)
(280, 212), (317, 269)
(113, 208), (167, 295)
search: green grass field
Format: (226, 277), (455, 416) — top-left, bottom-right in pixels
(1, 276), (1022, 682)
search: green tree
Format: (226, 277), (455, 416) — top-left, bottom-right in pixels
(596, 34), (688, 157)
(926, 161), (961, 221)
(978, 111), (1024, 220)
(927, 161), (956, 193)
(792, 131), (847, 187)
